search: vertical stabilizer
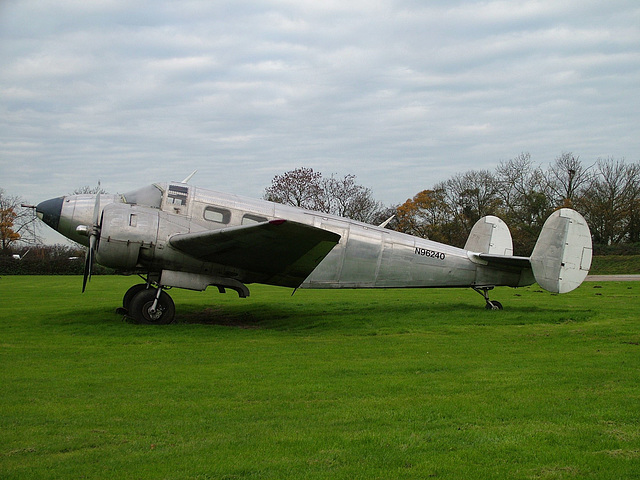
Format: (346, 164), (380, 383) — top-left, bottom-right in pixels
(464, 215), (514, 255)
(530, 209), (592, 293)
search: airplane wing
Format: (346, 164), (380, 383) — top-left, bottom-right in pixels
(169, 219), (341, 288)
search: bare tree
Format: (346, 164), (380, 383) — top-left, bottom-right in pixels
(546, 152), (593, 208)
(322, 174), (382, 223)
(265, 168), (385, 223)
(495, 153), (548, 217)
(0, 189), (39, 253)
(578, 158), (640, 245)
(264, 167), (325, 211)
(71, 183), (108, 195)
(495, 153), (553, 253)
(444, 170), (501, 232)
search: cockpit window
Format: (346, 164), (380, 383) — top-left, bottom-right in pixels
(122, 184), (164, 209)
(167, 185), (189, 206)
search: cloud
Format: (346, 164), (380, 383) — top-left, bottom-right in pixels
(1, 0), (639, 216)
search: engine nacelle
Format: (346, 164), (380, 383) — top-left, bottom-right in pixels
(96, 204), (159, 270)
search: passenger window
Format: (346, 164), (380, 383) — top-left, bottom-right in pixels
(242, 214), (267, 225)
(204, 207), (231, 224)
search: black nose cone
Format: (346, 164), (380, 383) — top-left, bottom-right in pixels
(36, 196), (64, 231)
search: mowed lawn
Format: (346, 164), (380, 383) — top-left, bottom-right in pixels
(1, 276), (639, 479)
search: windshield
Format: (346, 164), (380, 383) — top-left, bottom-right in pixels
(121, 184), (164, 208)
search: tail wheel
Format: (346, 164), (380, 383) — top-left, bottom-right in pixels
(473, 286), (503, 310)
(129, 288), (176, 325)
(485, 300), (503, 310)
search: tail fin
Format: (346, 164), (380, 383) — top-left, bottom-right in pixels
(530, 208), (592, 293)
(464, 215), (514, 255)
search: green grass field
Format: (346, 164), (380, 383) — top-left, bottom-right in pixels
(591, 255), (640, 275)
(1, 276), (640, 479)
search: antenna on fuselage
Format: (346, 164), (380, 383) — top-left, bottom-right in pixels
(378, 215), (395, 228)
(180, 170), (197, 184)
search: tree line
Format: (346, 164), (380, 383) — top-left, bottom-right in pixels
(264, 154), (640, 255)
(394, 153), (640, 254)
(1, 156), (638, 275)
(0, 244), (115, 276)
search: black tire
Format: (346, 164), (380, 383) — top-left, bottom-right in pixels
(485, 300), (503, 310)
(122, 284), (148, 310)
(129, 288), (176, 325)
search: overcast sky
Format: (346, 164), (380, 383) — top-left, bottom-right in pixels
(1, 0), (639, 213)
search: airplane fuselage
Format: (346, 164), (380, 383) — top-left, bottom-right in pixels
(45, 181), (534, 292)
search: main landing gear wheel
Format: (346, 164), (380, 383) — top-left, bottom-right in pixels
(115, 283), (148, 316)
(122, 284), (148, 311)
(129, 288), (176, 325)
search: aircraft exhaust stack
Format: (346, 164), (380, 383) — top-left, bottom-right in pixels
(530, 209), (592, 294)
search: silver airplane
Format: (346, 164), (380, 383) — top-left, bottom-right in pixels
(35, 176), (593, 324)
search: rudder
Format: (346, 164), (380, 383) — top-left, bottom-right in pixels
(530, 209), (592, 293)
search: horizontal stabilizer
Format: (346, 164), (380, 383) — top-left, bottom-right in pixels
(169, 219), (341, 288)
(530, 209), (592, 293)
(476, 253), (532, 269)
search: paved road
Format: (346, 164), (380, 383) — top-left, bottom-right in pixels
(585, 274), (640, 281)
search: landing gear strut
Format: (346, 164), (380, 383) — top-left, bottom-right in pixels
(117, 278), (176, 324)
(473, 286), (503, 310)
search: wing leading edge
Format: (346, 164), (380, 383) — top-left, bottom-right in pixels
(169, 219), (341, 288)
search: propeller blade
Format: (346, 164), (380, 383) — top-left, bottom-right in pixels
(82, 190), (101, 293)
(92, 188), (101, 226)
(82, 237), (95, 293)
